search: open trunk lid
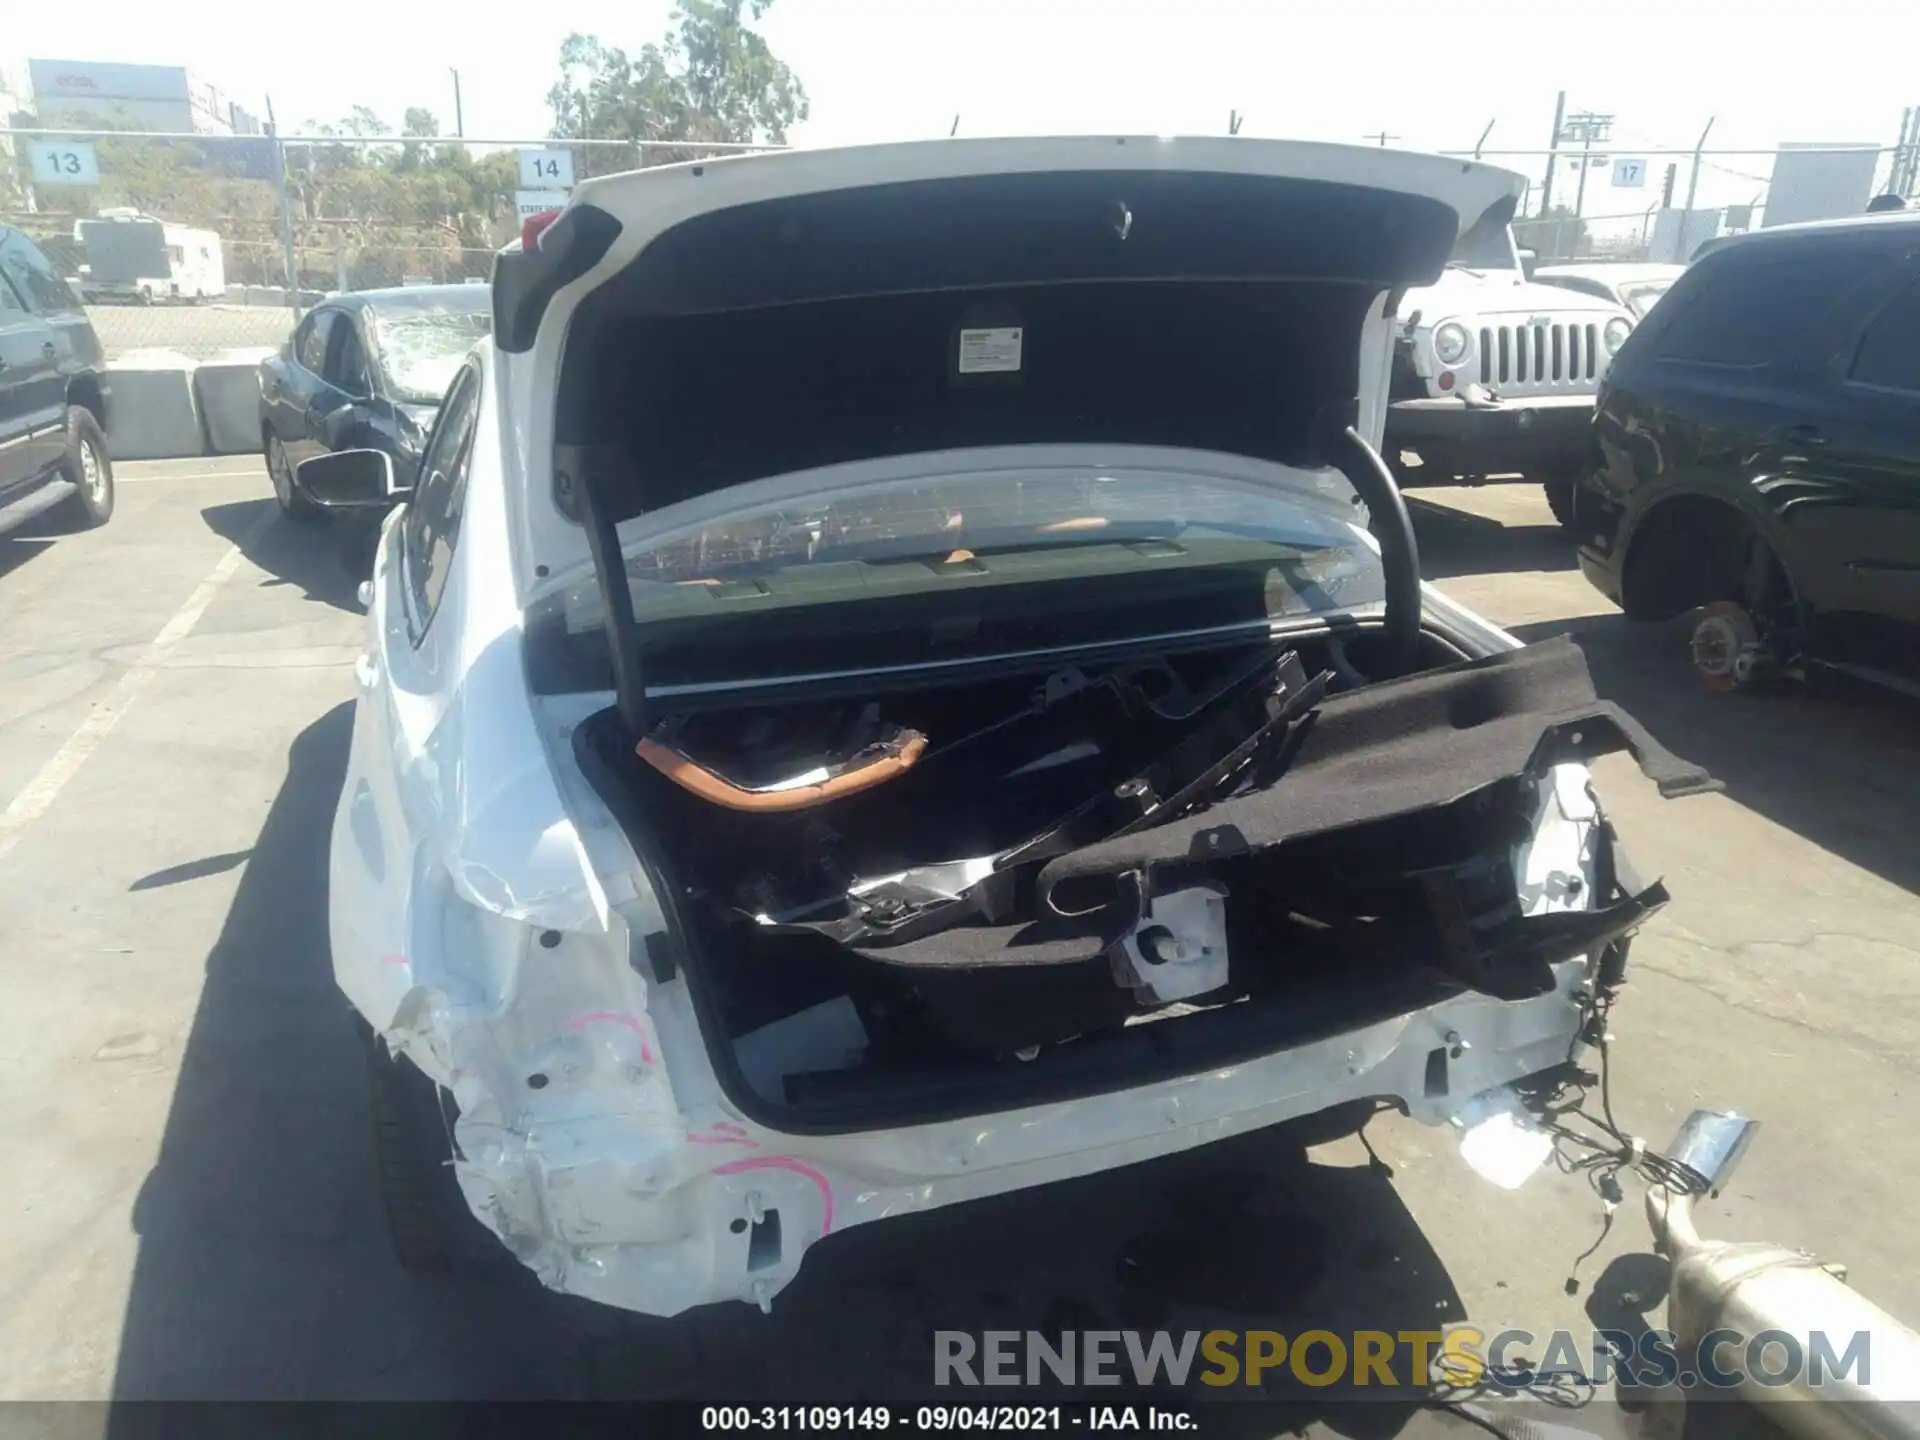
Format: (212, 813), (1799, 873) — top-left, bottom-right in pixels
(500, 138), (1525, 611)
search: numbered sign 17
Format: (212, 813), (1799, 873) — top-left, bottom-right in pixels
(28, 142), (101, 187)
(517, 149), (575, 191)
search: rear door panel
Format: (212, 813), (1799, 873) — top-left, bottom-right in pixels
(0, 244), (67, 482)
(1792, 266), (1920, 670)
(0, 276), (53, 495)
(267, 309), (337, 471)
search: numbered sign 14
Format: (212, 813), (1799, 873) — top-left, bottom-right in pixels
(518, 149), (575, 190)
(28, 142), (101, 187)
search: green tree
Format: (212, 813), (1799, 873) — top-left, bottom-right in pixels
(547, 0), (808, 148)
(14, 100), (526, 291)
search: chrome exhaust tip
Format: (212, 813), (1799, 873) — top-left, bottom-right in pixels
(1666, 1108), (1760, 1197)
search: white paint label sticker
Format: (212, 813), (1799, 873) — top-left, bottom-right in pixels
(958, 326), (1023, 374)
(515, 190), (567, 221)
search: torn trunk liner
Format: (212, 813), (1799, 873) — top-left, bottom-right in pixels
(582, 634), (1710, 1129)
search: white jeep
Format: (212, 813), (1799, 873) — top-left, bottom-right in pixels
(1385, 205), (1637, 529)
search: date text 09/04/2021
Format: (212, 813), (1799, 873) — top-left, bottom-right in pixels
(700, 1407), (1196, 1432)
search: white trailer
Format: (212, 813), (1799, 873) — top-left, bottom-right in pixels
(75, 208), (226, 304)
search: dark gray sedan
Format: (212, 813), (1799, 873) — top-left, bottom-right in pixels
(259, 285), (490, 521)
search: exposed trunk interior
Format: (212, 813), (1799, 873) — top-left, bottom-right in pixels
(576, 628), (1688, 1132)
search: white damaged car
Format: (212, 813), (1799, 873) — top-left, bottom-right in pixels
(301, 137), (1717, 1317)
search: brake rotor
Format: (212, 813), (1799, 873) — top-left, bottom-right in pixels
(1690, 601), (1764, 692)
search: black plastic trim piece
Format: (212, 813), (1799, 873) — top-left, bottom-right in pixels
(1314, 415), (1422, 677)
(491, 204), (623, 353)
(574, 464), (648, 739)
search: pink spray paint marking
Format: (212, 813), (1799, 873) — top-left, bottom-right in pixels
(379, 954), (410, 967)
(562, 1010), (656, 1066)
(713, 1156), (836, 1235)
(712, 1121), (750, 1138)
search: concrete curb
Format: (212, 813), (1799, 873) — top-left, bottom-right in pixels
(105, 355), (205, 461)
(193, 352), (272, 456)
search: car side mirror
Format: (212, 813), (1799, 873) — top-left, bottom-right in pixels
(295, 448), (410, 509)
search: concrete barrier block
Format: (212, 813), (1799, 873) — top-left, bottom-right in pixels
(106, 357), (206, 460)
(194, 357), (270, 455)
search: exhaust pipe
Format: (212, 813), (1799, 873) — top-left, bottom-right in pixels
(1648, 1111), (1920, 1436)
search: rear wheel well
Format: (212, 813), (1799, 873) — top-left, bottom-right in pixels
(1620, 495), (1788, 622)
(67, 373), (105, 428)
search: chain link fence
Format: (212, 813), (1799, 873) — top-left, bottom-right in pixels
(1462, 143), (1905, 264)
(5, 128), (1912, 354)
(3, 128), (779, 360)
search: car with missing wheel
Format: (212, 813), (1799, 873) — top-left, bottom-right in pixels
(259, 285), (491, 523)
(1574, 209), (1920, 695)
(0, 227), (114, 538)
(1384, 205), (1638, 530)
(300, 138), (1714, 1316)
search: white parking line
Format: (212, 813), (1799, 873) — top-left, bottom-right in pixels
(116, 470), (265, 485)
(0, 511), (272, 863)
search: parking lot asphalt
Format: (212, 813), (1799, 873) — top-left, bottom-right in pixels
(3, 462), (1918, 1409)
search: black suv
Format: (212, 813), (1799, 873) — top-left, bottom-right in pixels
(1573, 212), (1920, 694)
(0, 227), (113, 539)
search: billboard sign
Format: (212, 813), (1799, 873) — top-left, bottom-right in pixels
(28, 59), (192, 104)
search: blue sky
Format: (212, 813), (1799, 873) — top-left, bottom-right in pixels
(12, 0), (1912, 212)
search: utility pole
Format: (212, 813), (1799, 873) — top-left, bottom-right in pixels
(1661, 162), (1678, 209)
(449, 69), (464, 138)
(1675, 115), (1716, 261)
(1894, 106), (1920, 197)
(1228, 109), (1244, 136)
(1539, 90), (1567, 216)
(1473, 119), (1495, 158)
(265, 95), (300, 315)
(1363, 131), (1400, 148)
(1564, 110), (1614, 221)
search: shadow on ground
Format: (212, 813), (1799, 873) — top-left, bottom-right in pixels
(0, 534), (56, 582)
(1509, 613), (1920, 897)
(1411, 490), (1920, 897)
(111, 706), (1482, 1430)
(201, 499), (371, 614)
(1406, 493), (1578, 582)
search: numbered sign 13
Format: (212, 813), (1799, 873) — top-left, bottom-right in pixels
(28, 142), (101, 186)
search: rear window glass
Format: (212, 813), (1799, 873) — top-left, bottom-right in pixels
(1655, 247), (1883, 367)
(1850, 278), (1920, 394)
